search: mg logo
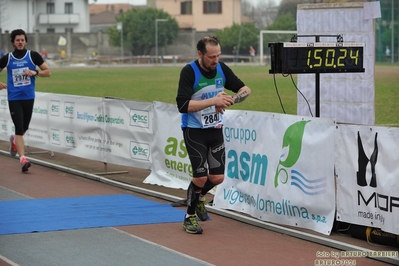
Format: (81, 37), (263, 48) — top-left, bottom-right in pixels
(129, 109), (149, 128)
(130, 141), (150, 160)
(50, 128), (61, 145)
(64, 102), (75, 118)
(0, 96), (7, 109)
(65, 131), (76, 148)
(50, 100), (60, 117)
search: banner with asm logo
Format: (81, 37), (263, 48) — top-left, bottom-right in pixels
(335, 124), (399, 235)
(144, 102), (193, 189)
(213, 110), (336, 235)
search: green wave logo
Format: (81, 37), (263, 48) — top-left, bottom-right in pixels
(274, 120), (310, 188)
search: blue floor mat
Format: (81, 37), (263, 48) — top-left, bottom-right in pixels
(0, 194), (186, 235)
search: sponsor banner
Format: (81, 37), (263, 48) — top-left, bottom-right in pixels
(30, 93), (104, 160)
(146, 102), (335, 235)
(103, 98), (152, 166)
(144, 102), (192, 189)
(0, 91), (152, 170)
(335, 124), (399, 235)
(0, 92), (12, 135)
(213, 111), (336, 235)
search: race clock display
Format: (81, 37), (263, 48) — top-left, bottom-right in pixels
(269, 42), (365, 74)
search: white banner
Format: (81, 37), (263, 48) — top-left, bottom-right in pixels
(0, 91), (152, 170)
(213, 111), (336, 235)
(145, 103), (336, 234)
(144, 102), (192, 189)
(336, 124), (399, 235)
(102, 98), (152, 166)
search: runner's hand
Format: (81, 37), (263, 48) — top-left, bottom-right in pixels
(214, 92), (234, 108)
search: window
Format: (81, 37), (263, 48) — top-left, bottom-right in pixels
(203, 1), (222, 14)
(181, 1), (192, 15)
(47, 28), (55, 33)
(46, 3), (55, 14)
(65, 3), (73, 14)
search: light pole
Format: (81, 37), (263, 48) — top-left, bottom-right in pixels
(117, 22), (123, 63)
(155, 19), (168, 64)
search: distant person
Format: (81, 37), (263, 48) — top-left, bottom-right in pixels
(57, 48), (66, 66)
(0, 29), (51, 172)
(176, 35), (251, 234)
(0, 47), (5, 58)
(249, 46), (256, 62)
(61, 49), (66, 60)
(232, 46), (237, 62)
(92, 50), (99, 65)
(385, 46), (390, 61)
(58, 48), (66, 60)
(41, 48), (48, 61)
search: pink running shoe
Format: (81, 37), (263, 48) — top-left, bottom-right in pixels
(9, 135), (17, 156)
(21, 157), (31, 172)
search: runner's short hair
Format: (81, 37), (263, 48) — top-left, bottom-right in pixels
(197, 36), (220, 55)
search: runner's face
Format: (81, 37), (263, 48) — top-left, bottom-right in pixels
(13, 35), (27, 50)
(199, 43), (221, 71)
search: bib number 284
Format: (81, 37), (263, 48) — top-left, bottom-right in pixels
(201, 113), (221, 128)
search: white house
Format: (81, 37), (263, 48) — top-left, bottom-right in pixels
(0, 0), (90, 34)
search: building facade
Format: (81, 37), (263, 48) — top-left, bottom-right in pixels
(0, 0), (244, 59)
(148, 0), (242, 31)
(0, 0), (90, 34)
(1, 0), (242, 35)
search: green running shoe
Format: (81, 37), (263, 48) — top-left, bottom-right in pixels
(196, 197), (208, 221)
(182, 215), (203, 234)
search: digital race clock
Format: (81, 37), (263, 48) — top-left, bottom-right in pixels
(269, 42), (365, 74)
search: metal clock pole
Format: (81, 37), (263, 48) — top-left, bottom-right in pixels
(315, 35), (320, 117)
(297, 34), (343, 118)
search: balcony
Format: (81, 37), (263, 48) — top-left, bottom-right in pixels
(38, 13), (80, 25)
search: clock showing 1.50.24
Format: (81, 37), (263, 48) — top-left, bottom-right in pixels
(269, 42), (365, 74)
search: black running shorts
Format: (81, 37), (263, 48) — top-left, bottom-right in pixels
(183, 127), (225, 178)
(8, 99), (35, 135)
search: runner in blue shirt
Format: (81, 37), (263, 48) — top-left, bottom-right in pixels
(0, 29), (51, 172)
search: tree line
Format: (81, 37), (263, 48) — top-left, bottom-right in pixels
(107, 0), (397, 62)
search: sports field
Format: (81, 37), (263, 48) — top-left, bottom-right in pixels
(6, 64), (399, 126)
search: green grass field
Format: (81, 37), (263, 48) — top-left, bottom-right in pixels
(6, 64), (399, 126)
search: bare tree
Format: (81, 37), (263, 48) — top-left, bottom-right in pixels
(242, 0), (279, 29)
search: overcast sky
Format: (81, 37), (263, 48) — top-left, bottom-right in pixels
(88, 0), (281, 6)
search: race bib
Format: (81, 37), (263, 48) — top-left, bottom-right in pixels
(200, 106), (221, 128)
(12, 67), (31, 87)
